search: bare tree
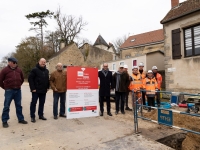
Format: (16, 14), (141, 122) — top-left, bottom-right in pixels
(76, 37), (92, 47)
(45, 31), (60, 52)
(112, 34), (128, 53)
(54, 7), (88, 46)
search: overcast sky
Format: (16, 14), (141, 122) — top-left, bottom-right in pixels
(0, 0), (185, 60)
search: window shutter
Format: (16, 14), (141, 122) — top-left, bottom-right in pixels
(172, 28), (182, 59)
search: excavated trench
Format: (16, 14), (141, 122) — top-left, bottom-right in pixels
(156, 133), (186, 150)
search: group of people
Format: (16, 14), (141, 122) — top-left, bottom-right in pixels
(98, 62), (162, 116)
(0, 57), (67, 128)
(0, 57), (162, 128)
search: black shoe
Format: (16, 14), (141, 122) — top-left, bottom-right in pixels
(125, 107), (132, 111)
(39, 116), (47, 120)
(19, 120), (28, 124)
(107, 112), (112, 116)
(115, 111), (118, 115)
(121, 111), (125, 114)
(59, 114), (66, 118)
(3, 122), (8, 128)
(54, 116), (58, 120)
(100, 112), (103, 116)
(31, 118), (36, 123)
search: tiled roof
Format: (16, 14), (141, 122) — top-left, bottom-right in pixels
(120, 29), (164, 49)
(93, 35), (109, 47)
(161, 0), (200, 24)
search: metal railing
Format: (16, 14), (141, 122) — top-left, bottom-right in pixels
(132, 90), (200, 135)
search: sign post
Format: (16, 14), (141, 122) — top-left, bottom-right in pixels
(158, 109), (173, 126)
(66, 66), (99, 119)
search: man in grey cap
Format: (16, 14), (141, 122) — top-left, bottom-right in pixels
(0, 57), (28, 128)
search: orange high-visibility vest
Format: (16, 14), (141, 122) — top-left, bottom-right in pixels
(143, 77), (158, 95)
(138, 70), (146, 79)
(155, 73), (162, 89)
(129, 73), (142, 92)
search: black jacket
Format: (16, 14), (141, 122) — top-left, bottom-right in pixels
(28, 64), (49, 93)
(98, 70), (113, 96)
(112, 71), (130, 92)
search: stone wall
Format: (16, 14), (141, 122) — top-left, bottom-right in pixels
(48, 43), (113, 74)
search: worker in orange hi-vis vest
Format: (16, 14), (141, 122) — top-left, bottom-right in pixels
(129, 66), (143, 110)
(152, 66), (162, 107)
(138, 62), (147, 107)
(143, 70), (158, 112)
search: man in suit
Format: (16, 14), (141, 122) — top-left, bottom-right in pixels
(98, 63), (113, 116)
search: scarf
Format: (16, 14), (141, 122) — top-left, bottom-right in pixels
(102, 69), (108, 77)
(115, 71), (122, 91)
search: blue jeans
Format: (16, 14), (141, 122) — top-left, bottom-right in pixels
(30, 92), (46, 118)
(53, 92), (66, 116)
(2, 89), (24, 122)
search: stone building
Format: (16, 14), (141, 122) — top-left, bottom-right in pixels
(47, 35), (117, 73)
(93, 35), (120, 60)
(120, 29), (164, 59)
(161, 0), (200, 93)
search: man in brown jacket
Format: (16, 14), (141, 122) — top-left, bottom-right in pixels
(50, 63), (67, 119)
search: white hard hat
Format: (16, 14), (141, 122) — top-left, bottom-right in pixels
(139, 62), (144, 67)
(147, 70), (153, 73)
(124, 64), (128, 69)
(119, 65), (124, 68)
(132, 66), (138, 70)
(152, 66), (158, 70)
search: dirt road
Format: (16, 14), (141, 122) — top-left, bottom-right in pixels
(0, 83), (174, 150)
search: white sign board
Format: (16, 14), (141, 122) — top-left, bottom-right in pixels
(66, 67), (99, 119)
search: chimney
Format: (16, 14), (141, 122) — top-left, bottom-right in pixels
(60, 42), (65, 50)
(171, 0), (179, 8)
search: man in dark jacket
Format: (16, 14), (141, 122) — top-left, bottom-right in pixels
(0, 57), (28, 128)
(98, 63), (113, 116)
(113, 65), (130, 115)
(28, 58), (50, 123)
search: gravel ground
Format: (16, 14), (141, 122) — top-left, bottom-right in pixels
(0, 83), (174, 150)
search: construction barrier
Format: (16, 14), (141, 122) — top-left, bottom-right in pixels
(132, 90), (200, 135)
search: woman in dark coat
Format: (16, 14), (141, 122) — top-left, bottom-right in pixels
(98, 63), (113, 116)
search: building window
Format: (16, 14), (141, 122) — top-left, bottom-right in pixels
(172, 28), (181, 59)
(133, 60), (137, 66)
(112, 64), (116, 70)
(184, 25), (200, 57)
(119, 62), (124, 66)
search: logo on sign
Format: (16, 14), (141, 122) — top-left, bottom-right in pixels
(77, 71), (83, 76)
(81, 68), (85, 71)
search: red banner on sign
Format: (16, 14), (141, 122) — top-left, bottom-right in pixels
(67, 66), (98, 89)
(69, 107), (83, 112)
(84, 106), (97, 111)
